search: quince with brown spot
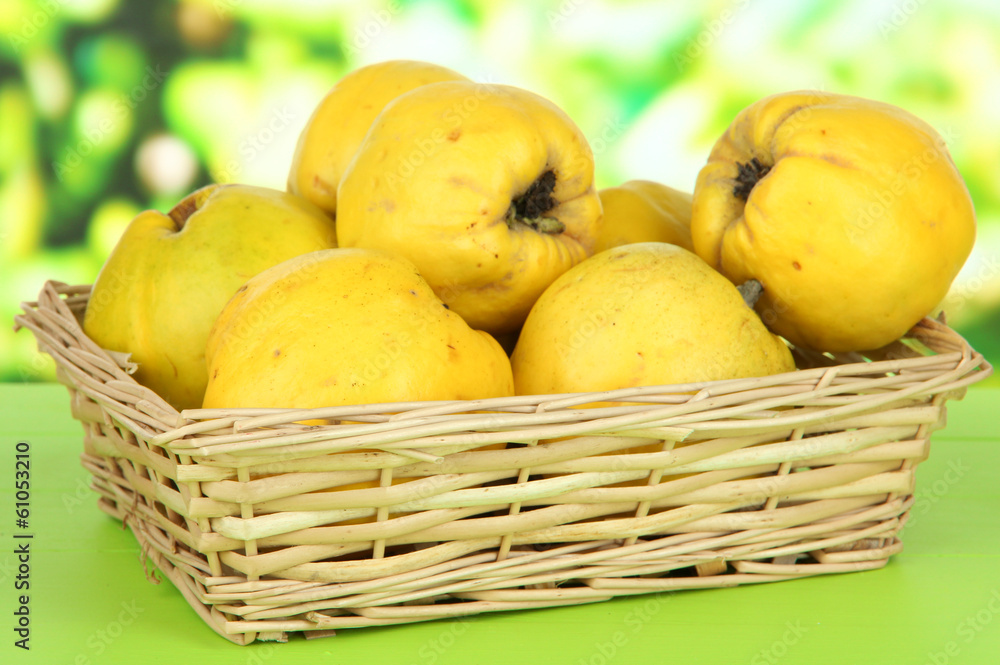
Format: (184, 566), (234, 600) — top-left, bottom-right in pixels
(691, 90), (976, 352)
(336, 80), (603, 336)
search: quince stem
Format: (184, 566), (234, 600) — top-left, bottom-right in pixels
(507, 212), (566, 234)
(168, 183), (222, 232)
(738, 279), (764, 308)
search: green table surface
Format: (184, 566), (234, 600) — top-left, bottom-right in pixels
(1, 383), (998, 665)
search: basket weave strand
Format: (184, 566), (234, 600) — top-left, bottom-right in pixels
(14, 281), (992, 645)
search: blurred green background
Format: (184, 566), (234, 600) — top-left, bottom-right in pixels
(1, 0), (998, 383)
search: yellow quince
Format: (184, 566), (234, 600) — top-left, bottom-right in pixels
(594, 180), (693, 253)
(511, 242), (794, 397)
(203, 248), (514, 409)
(336, 80), (602, 336)
(691, 90), (976, 352)
(203, 248), (514, 517)
(83, 184), (337, 411)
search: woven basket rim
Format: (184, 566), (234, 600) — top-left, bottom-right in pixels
(16, 280), (992, 428)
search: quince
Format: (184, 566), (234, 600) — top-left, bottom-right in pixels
(511, 242), (794, 396)
(691, 90), (976, 352)
(203, 248), (514, 409)
(594, 180), (693, 253)
(203, 248), (514, 518)
(336, 80), (602, 336)
(83, 184), (337, 411)
(287, 60), (468, 217)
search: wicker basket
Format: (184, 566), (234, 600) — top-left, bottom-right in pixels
(15, 280), (992, 645)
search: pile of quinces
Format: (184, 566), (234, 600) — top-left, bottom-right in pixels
(84, 60), (977, 414)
